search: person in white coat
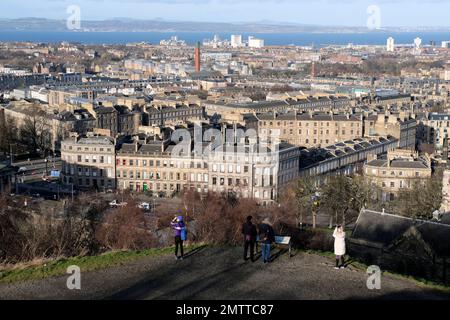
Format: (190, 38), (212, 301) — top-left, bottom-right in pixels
(333, 225), (346, 269)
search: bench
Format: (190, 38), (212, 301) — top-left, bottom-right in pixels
(256, 235), (292, 258)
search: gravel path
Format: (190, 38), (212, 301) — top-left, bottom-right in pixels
(1, 247), (449, 300)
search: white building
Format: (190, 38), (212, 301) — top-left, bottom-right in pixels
(442, 41), (450, 49)
(248, 36), (265, 48)
(387, 37), (395, 52)
(444, 69), (450, 81)
(414, 37), (422, 49)
(231, 35), (243, 48)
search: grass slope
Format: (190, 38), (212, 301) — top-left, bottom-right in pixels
(0, 245), (201, 284)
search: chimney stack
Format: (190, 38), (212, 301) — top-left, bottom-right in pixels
(195, 42), (201, 73)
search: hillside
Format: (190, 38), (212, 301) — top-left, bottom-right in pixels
(0, 246), (449, 300)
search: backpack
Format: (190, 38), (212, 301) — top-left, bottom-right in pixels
(181, 227), (187, 241)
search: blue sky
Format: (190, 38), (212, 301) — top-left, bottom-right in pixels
(1, 0), (450, 27)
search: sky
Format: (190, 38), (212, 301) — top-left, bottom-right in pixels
(1, 0), (450, 27)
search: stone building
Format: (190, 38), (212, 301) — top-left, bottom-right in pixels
(145, 104), (205, 127)
(364, 113), (417, 150)
(363, 149), (432, 201)
(60, 134), (116, 190)
(258, 111), (363, 148)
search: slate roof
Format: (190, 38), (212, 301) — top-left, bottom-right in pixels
(352, 209), (450, 257)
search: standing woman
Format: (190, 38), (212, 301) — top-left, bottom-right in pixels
(333, 225), (346, 269)
(171, 215), (186, 260)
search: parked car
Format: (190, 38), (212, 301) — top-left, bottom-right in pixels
(109, 200), (127, 207)
(137, 202), (152, 211)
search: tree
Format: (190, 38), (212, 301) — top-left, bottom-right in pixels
(293, 177), (317, 228)
(0, 114), (19, 154)
(392, 172), (443, 220)
(320, 175), (371, 227)
(20, 109), (53, 155)
(96, 199), (154, 251)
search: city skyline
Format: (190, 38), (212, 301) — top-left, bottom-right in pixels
(2, 0), (450, 28)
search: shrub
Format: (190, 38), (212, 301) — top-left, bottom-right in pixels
(96, 200), (155, 251)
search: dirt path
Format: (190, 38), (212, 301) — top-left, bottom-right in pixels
(1, 247), (449, 300)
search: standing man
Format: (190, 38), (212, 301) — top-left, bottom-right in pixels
(171, 215), (186, 260)
(259, 218), (275, 264)
(242, 215), (257, 262)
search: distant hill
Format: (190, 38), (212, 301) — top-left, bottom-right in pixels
(1, 18), (449, 33)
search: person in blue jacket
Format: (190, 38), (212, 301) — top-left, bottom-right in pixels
(171, 215), (186, 260)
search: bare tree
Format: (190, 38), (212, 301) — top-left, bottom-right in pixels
(20, 109), (53, 155)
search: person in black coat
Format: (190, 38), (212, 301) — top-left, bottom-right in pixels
(258, 218), (275, 263)
(242, 215), (257, 262)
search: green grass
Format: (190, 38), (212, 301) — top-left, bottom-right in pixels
(0, 245), (203, 284)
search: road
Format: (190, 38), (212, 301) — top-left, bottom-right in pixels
(1, 247), (449, 300)
(13, 158), (62, 182)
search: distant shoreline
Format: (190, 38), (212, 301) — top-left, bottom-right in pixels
(1, 31), (450, 46)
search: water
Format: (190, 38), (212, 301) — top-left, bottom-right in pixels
(1, 31), (450, 46)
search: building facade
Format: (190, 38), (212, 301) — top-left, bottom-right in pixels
(363, 149), (432, 201)
(258, 112), (363, 148)
(61, 135), (116, 190)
